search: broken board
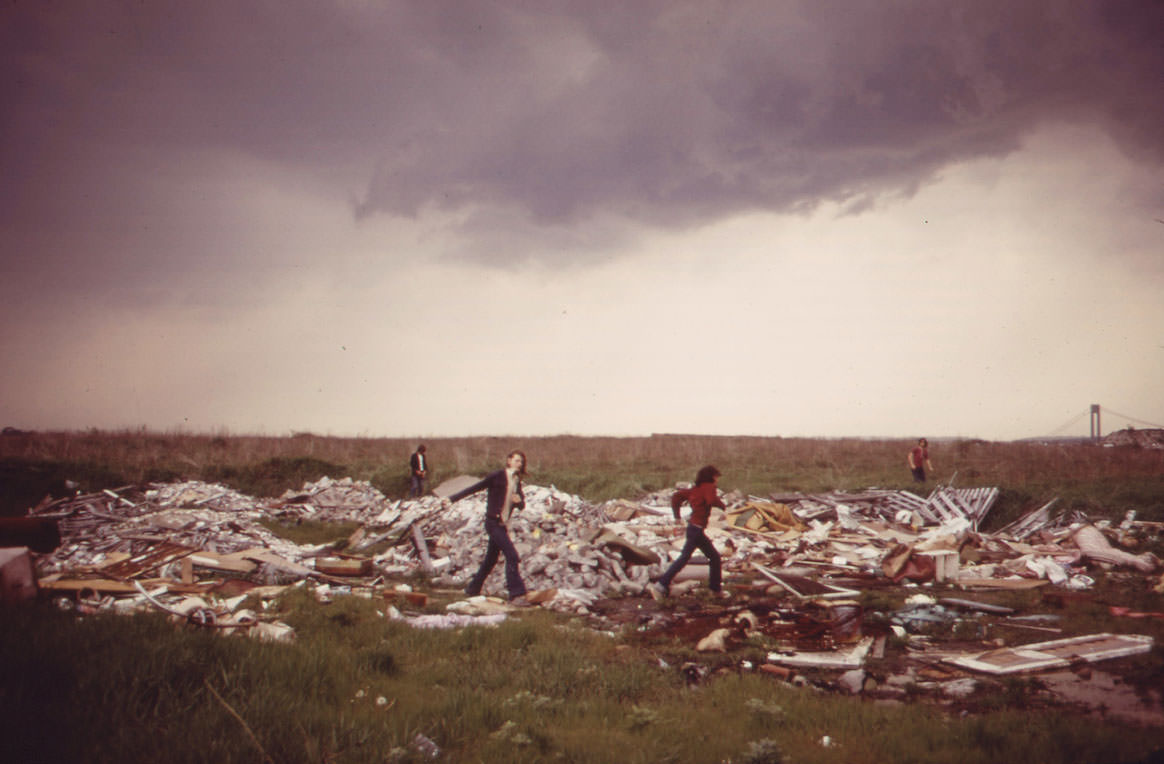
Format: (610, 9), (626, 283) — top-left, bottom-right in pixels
(751, 562), (860, 600)
(432, 475), (482, 499)
(590, 527), (660, 566)
(946, 632), (1153, 675)
(37, 577), (139, 594)
(767, 636), (875, 669)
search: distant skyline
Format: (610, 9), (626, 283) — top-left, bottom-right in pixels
(3, 2), (1162, 442)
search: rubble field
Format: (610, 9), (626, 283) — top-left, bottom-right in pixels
(3, 473), (1163, 724)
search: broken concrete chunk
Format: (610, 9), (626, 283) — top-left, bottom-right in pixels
(837, 669), (866, 694)
(697, 628), (732, 652)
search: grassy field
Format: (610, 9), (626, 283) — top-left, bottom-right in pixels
(4, 586), (1164, 764)
(3, 430), (1163, 528)
(2, 430), (1163, 763)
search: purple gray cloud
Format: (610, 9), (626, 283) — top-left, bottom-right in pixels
(3, 0), (1163, 267)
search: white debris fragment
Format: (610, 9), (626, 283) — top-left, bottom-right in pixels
(26, 473), (1137, 629)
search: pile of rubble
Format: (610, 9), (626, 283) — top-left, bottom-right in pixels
(1102, 428), (1164, 450)
(3, 472), (1161, 721)
(4, 475), (1159, 616)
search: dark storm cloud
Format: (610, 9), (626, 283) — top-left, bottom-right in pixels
(3, 0), (1163, 265)
(354, 0), (1164, 235)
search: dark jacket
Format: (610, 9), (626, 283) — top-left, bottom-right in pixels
(448, 469), (524, 521)
(410, 451), (428, 476)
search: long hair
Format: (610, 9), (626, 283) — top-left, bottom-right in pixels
(507, 449), (528, 476)
(694, 465), (721, 485)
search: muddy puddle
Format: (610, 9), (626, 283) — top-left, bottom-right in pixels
(1039, 669), (1164, 726)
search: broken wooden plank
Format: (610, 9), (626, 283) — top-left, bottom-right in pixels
(37, 577), (140, 594)
(590, 527), (661, 566)
(955, 577), (1048, 591)
(998, 498), (1059, 540)
(352, 527), (398, 552)
(187, 550), (259, 574)
(938, 597), (1016, 615)
(240, 549), (314, 577)
(927, 489), (966, 523)
(766, 636), (875, 669)
(314, 557), (372, 577)
(968, 487), (1000, 529)
(102, 488), (137, 508)
(891, 490), (940, 523)
(411, 524), (433, 573)
(946, 633), (1153, 675)
(751, 563), (860, 599)
(99, 541), (197, 580)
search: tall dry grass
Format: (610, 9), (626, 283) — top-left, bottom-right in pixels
(2, 430), (1161, 523)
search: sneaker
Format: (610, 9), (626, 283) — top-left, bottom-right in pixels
(712, 589), (731, 600)
(647, 583), (667, 601)
(509, 595), (533, 608)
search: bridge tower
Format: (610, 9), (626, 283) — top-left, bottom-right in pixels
(1090, 404), (1101, 440)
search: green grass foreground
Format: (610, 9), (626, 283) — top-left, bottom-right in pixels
(4, 590), (1163, 764)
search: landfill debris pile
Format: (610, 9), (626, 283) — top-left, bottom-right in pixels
(8, 477), (1158, 606)
(11, 478), (1163, 604)
(2, 474), (1161, 718)
(755, 485), (1001, 530)
(1101, 428), (1164, 450)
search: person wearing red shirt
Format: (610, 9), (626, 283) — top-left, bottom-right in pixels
(907, 438), (933, 483)
(649, 465), (729, 600)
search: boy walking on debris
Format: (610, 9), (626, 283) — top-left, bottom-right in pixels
(649, 465), (729, 600)
(441, 450), (530, 605)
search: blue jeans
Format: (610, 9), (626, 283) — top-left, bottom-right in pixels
(410, 474), (426, 497)
(658, 524), (722, 592)
(465, 516), (527, 599)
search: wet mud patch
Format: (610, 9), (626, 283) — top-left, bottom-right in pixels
(1039, 668), (1164, 725)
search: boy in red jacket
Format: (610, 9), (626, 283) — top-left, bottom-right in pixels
(649, 465), (728, 600)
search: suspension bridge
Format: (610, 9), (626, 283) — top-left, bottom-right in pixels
(1042, 404), (1164, 440)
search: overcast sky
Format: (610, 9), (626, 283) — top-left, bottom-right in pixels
(2, 1), (1162, 441)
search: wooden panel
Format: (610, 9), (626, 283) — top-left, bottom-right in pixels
(947, 633), (1153, 674)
